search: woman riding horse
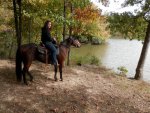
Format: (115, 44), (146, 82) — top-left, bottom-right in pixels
(41, 20), (58, 66)
(16, 36), (81, 85)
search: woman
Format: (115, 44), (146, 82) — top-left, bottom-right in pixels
(41, 20), (58, 65)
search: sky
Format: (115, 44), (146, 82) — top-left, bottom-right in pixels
(90, 0), (140, 14)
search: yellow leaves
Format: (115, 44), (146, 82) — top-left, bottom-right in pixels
(74, 4), (101, 22)
(27, 0), (48, 5)
(73, 3), (109, 40)
(0, 2), (13, 32)
(0, 5), (13, 20)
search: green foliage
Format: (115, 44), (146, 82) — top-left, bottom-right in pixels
(0, 0), (16, 58)
(71, 54), (101, 66)
(117, 66), (128, 75)
(74, 4), (110, 41)
(123, 0), (150, 18)
(107, 12), (147, 40)
(90, 56), (100, 65)
(21, 0), (92, 43)
(0, 0), (110, 58)
(107, 0), (150, 40)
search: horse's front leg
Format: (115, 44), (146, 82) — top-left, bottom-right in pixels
(54, 64), (58, 81)
(22, 68), (28, 85)
(59, 64), (63, 81)
(27, 71), (33, 82)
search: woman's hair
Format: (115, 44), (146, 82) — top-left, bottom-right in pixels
(42, 20), (51, 31)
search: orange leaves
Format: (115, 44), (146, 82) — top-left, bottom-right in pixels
(74, 4), (101, 23)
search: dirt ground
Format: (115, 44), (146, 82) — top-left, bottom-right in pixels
(0, 60), (150, 113)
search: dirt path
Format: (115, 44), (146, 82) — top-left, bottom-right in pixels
(0, 60), (150, 113)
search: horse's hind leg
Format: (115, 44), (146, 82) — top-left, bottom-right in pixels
(23, 62), (32, 85)
(22, 68), (33, 85)
(26, 62), (33, 82)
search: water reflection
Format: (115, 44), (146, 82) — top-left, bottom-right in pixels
(71, 43), (109, 59)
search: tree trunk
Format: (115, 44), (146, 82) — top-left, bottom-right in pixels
(67, 3), (73, 66)
(28, 18), (31, 43)
(13, 0), (19, 46)
(12, 0), (22, 48)
(63, 0), (66, 40)
(69, 3), (73, 38)
(134, 21), (150, 79)
(18, 0), (22, 47)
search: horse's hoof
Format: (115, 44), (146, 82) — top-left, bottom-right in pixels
(55, 78), (58, 81)
(30, 77), (33, 82)
(24, 82), (28, 85)
(60, 79), (63, 81)
(30, 79), (33, 82)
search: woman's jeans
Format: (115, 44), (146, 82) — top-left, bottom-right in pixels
(44, 42), (57, 65)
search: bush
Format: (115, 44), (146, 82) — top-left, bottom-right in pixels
(72, 55), (100, 66)
(90, 55), (100, 65)
(117, 66), (128, 75)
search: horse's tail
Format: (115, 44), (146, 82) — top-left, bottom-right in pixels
(15, 47), (22, 82)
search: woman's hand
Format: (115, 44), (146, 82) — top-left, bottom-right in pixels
(52, 37), (57, 44)
(53, 37), (57, 41)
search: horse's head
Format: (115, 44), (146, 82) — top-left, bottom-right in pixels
(67, 37), (81, 48)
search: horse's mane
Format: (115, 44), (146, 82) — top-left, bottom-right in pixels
(60, 38), (69, 44)
(59, 37), (70, 48)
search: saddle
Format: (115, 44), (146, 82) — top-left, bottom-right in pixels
(37, 42), (59, 64)
(37, 42), (49, 55)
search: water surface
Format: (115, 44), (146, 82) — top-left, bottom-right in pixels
(72, 38), (150, 82)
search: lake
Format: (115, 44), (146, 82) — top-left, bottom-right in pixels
(72, 38), (150, 82)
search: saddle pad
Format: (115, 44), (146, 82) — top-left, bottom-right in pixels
(37, 46), (48, 54)
(37, 46), (59, 55)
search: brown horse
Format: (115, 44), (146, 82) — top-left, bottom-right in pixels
(16, 37), (81, 85)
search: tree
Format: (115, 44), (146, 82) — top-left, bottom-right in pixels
(63, 0), (67, 40)
(107, 0), (150, 79)
(1, 0), (110, 59)
(74, 4), (109, 41)
(125, 0), (150, 79)
(67, 2), (73, 66)
(107, 12), (147, 40)
(135, 21), (150, 79)
(13, 0), (22, 48)
(119, 0), (150, 79)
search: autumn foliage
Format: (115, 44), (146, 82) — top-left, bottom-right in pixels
(73, 4), (109, 40)
(74, 5), (101, 22)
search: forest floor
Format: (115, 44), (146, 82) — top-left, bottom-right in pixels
(0, 60), (150, 113)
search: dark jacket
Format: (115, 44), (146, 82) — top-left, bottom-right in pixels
(41, 28), (56, 44)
